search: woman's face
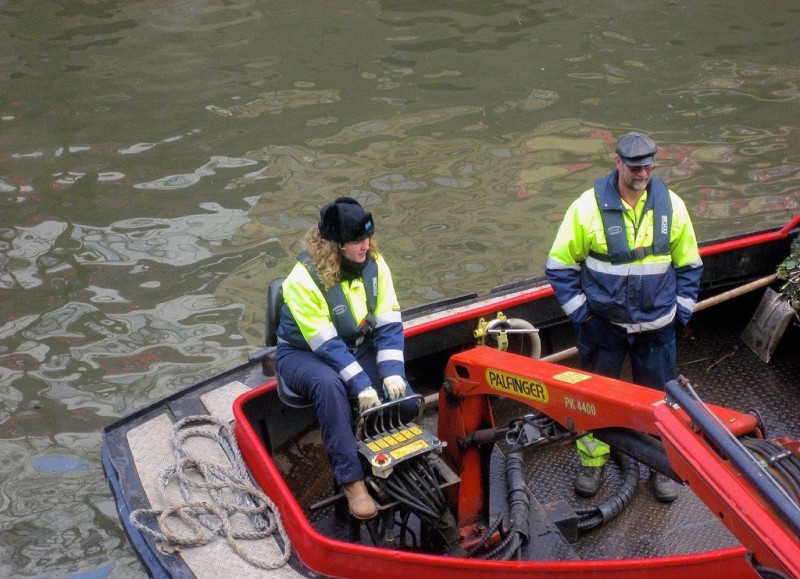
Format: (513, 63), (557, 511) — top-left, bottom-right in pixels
(341, 237), (371, 263)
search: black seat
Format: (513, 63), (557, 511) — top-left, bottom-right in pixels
(266, 277), (314, 409)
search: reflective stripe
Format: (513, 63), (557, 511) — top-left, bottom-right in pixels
(546, 175), (702, 330)
(545, 255), (580, 271)
(377, 348), (404, 363)
(578, 434), (610, 456)
(309, 324), (338, 351)
(677, 294), (696, 312)
(614, 305), (676, 333)
(374, 310), (402, 327)
(585, 255), (671, 276)
(340, 360), (363, 382)
(562, 293), (586, 316)
(685, 257), (703, 269)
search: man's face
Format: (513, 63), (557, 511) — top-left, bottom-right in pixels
(616, 155), (654, 193)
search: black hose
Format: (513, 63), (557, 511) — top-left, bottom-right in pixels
(742, 438), (800, 504)
(577, 450), (639, 532)
(384, 477), (440, 520)
(481, 530), (521, 560)
(417, 460), (448, 512)
(465, 514), (504, 556)
(397, 465), (443, 518)
(667, 377), (800, 535)
(482, 450), (530, 560)
(409, 462), (444, 510)
(398, 510), (417, 548)
(379, 457), (459, 549)
(462, 448), (531, 561)
(397, 468), (430, 507)
(505, 452), (530, 542)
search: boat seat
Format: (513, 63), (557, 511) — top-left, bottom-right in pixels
(266, 277), (314, 409)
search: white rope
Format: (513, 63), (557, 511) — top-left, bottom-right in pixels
(130, 415), (292, 570)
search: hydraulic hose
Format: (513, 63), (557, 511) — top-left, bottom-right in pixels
(465, 514), (504, 557)
(505, 451), (530, 541)
(380, 457), (457, 547)
(666, 377), (800, 535)
(478, 450), (531, 560)
(576, 450), (639, 531)
(466, 449), (531, 561)
(741, 438), (800, 504)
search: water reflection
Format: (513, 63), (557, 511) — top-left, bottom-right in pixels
(0, 434), (139, 576)
(661, 60), (800, 110)
(1, 294), (247, 423)
(0, 200), (256, 290)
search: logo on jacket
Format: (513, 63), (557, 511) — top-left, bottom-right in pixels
(332, 305), (347, 316)
(661, 215), (669, 235)
(607, 225), (623, 236)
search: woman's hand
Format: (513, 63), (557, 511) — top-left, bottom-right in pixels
(382, 376), (406, 400)
(357, 387), (380, 412)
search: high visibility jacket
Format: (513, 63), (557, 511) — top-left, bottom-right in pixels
(545, 171), (703, 332)
(276, 253), (405, 397)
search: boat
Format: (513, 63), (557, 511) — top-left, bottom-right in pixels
(102, 213), (800, 578)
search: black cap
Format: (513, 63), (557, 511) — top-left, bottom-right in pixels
(318, 197), (375, 244)
(615, 132), (657, 166)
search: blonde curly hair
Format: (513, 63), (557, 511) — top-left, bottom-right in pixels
(304, 227), (379, 290)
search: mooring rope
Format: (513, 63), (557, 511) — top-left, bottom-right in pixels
(129, 415), (292, 570)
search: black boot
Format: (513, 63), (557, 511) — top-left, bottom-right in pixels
(574, 465), (604, 497)
(651, 470), (679, 503)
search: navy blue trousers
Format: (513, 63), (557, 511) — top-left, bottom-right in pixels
(576, 315), (676, 390)
(277, 346), (417, 485)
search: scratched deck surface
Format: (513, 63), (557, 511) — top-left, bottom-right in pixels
(279, 291), (799, 561)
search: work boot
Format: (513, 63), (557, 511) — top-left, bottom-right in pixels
(574, 465), (604, 498)
(342, 479), (378, 520)
(651, 470), (679, 503)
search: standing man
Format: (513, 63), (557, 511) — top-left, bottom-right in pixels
(545, 132), (703, 503)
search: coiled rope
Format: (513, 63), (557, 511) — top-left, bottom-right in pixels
(129, 415), (292, 570)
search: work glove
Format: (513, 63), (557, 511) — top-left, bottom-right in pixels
(382, 375), (406, 400)
(357, 387), (380, 413)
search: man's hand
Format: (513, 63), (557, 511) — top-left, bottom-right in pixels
(382, 375), (406, 400)
(357, 387), (380, 412)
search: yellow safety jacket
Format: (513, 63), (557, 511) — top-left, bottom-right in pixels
(545, 171), (703, 332)
(277, 254), (404, 396)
